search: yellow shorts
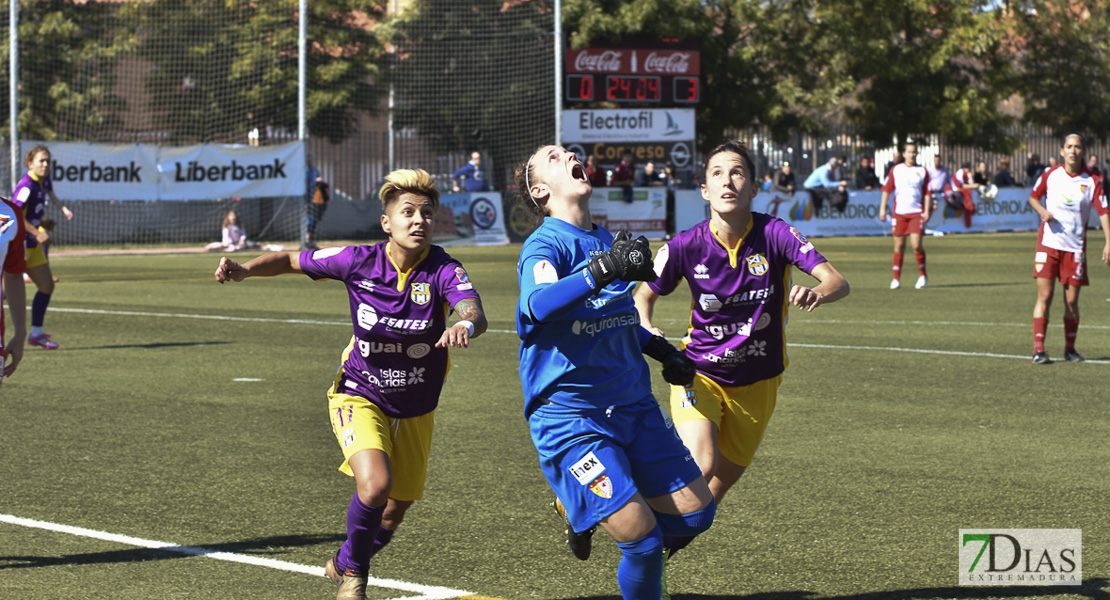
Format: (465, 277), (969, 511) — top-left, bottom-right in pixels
(669, 373), (782, 467)
(327, 385), (435, 502)
(26, 229), (49, 269)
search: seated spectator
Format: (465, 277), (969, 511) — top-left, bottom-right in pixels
(772, 162), (796, 194)
(853, 157), (880, 190)
(992, 158), (1018, 187)
(206, 210), (259, 252)
(636, 161), (667, 186)
(610, 152), (636, 203)
(803, 157), (849, 213)
(762, 171), (774, 191)
(884, 150), (903, 178)
(585, 155), (607, 187)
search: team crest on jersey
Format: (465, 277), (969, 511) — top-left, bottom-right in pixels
(746, 254), (769, 276)
(588, 474), (613, 499)
(410, 282), (431, 305)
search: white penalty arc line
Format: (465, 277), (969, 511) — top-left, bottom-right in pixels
(51, 307), (1110, 363)
(0, 514), (474, 600)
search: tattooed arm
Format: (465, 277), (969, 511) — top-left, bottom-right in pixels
(435, 297), (488, 348)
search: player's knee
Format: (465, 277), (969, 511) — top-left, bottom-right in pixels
(654, 499), (716, 537)
(355, 478), (392, 507)
(615, 522), (663, 559)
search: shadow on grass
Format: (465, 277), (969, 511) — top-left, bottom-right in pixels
(59, 341), (232, 351)
(554, 579), (1109, 600)
(0, 532), (345, 570)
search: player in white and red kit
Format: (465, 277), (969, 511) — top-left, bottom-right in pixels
(879, 141), (931, 289)
(950, 162), (980, 228)
(1, 196), (28, 389)
(1028, 134), (1110, 364)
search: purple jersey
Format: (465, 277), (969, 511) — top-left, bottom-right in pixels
(299, 243), (480, 418)
(12, 172), (53, 249)
(648, 213), (827, 387)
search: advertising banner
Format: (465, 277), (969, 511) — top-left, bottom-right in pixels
(674, 187), (1102, 237)
(21, 141), (306, 201)
(438, 192), (509, 246)
(589, 187), (668, 239)
(562, 109), (695, 143)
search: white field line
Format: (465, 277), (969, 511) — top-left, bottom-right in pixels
(52, 307), (1110, 363)
(0, 513), (474, 600)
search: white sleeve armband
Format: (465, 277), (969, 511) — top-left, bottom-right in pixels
(457, 320), (475, 336)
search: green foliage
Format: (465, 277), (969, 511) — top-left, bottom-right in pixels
(0, 0), (127, 141)
(1007, 0), (1110, 142)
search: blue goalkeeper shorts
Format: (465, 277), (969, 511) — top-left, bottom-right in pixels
(528, 395), (701, 533)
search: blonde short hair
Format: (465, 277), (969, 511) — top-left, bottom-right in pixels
(379, 168), (440, 212)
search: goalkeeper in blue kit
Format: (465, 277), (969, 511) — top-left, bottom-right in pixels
(513, 145), (716, 600)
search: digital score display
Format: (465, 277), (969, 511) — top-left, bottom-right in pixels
(565, 74), (699, 105)
(673, 76), (699, 103)
(605, 75), (661, 102)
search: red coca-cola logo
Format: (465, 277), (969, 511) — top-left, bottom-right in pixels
(643, 52), (692, 74)
(572, 50), (626, 73)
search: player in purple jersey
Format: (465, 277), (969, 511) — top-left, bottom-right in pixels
(634, 141), (849, 589)
(515, 145), (714, 600)
(215, 168), (487, 600)
(11, 145), (74, 350)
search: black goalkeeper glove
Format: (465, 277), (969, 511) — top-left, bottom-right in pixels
(585, 230), (656, 291)
(643, 335), (697, 387)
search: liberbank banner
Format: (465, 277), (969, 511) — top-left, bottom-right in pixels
(21, 141), (305, 201)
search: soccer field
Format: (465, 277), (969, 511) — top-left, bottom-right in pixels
(1, 231), (1106, 600)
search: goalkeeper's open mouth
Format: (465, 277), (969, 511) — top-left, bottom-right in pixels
(570, 160), (587, 183)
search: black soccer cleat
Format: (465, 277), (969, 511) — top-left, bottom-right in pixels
(1064, 349), (1086, 362)
(1032, 351), (1051, 365)
(551, 498), (595, 560)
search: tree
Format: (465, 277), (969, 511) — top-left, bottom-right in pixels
(117, 0), (387, 145)
(1, 0), (127, 142)
(1005, 0), (1110, 141)
(385, 0), (554, 187)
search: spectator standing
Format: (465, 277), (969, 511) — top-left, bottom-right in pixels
(452, 151), (491, 193)
(879, 141), (931, 289)
(803, 157), (849, 213)
(636, 162), (667, 187)
(304, 174), (330, 250)
(973, 160), (991, 187)
(1028, 134), (1110, 364)
(853, 157), (881, 190)
(992, 159), (1018, 187)
(1025, 153), (1045, 185)
(925, 155), (951, 210)
(663, 163), (678, 239)
(772, 162), (796, 194)
(610, 152), (636, 204)
(585, 155), (607, 188)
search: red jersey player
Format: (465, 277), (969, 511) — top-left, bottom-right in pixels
(1028, 133), (1110, 364)
(879, 141), (931, 289)
(1, 196), (29, 388)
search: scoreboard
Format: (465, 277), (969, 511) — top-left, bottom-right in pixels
(565, 48), (700, 106)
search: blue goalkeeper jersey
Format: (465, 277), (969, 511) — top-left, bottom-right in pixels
(516, 217), (652, 415)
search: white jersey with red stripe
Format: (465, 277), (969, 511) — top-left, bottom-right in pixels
(1031, 164), (1109, 252)
(0, 198), (28, 356)
(883, 163), (931, 215)
(952, 168), (972, 189)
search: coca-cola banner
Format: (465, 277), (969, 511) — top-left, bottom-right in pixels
(567, 49), (700, 76)
(563, 109), (696, 143)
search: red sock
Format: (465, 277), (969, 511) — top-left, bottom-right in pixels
(1064, 318), (1079, 351)
(893, 252), (904, 280)
(915, 252), (927, 277)
(1033, 317), (1047, 353)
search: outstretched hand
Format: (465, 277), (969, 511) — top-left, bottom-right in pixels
(214, 257), (248, 283)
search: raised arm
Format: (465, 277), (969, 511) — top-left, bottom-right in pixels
(436, 296), (488, 348)
(788, 261), (850, 312)
(214, 251), (302, 283)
